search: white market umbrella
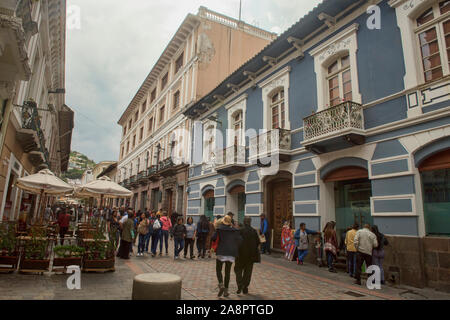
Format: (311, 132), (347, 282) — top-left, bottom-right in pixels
(15, 169), (74, 222)
(16, 169), (74, 195)
(75, 176), (132, 210)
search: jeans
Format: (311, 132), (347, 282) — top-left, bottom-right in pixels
(197, 234), (207, 257)
(235, 262), (254, 290)
(355, 252), (373, 282)
(174, 238), (184, 257)
(151, 232), (162, 254)
(372, 249), (385, 282)
(184, 238), (195, 257)
(144, 232), (152, 252)
(347, 251), (357, 276)
(138, 234), (146, 254)
(216, 259), (232, 288)
(326, 251), (335, 269)
(297, 249), (308, 262)
(162, 230), (169, 253)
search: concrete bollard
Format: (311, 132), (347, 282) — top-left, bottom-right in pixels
(132, 273), (182, 300)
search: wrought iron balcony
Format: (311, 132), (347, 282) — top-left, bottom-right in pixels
(302, 101), (365, 154)
(249, 129), (291, 166)
(215, 145), (246, 175)
(147, 165), (160, 182)
(122, 179), (129, 189)
(137, 171), (147, 185)
(158, 158), (176, 177)
(16, 100), (50, 167)
(129, 175), (139, 188)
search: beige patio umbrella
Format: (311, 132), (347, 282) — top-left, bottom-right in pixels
(75, 176), (132, 209)
(15, 169), (74, 221)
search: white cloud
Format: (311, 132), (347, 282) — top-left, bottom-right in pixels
(66, 0), (318, 163)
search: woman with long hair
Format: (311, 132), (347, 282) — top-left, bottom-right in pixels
(323, 222), (338, 273)
(197, 215), (210, 258)
(371, 225), (388, 284)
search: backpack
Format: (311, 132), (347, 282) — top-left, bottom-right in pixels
(138, 220), (148, 235)
(153, 219), (161, 230)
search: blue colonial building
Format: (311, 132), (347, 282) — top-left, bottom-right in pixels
(183, 0), (450, 290)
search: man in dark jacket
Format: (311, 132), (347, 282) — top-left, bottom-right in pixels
(212, 215), (242, 297)
(235, 217), (260, 294)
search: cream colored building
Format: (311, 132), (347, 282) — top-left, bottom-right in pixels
(117, 7), (276, 214)
(0, 0), (73, 221)
(92, 161), (116, 180)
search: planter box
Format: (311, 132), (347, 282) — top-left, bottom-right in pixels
(0, 255), (19, 271)
(83, 258), (115, 271)
(20, 258), (50, 271)
(53, 257), (82, 268)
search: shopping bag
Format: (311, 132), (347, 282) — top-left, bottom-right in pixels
(259, 234), (266, 243)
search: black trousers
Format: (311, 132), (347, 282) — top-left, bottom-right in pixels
(184, 238), (195, 257)
(234, 262), (254, 290)
(197, 235), (207, 257)
(216, 259), (232, 288)
(355, 252), (372, 281)
(59, 226), (68, 245)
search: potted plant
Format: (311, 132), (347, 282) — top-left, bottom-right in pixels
(82, 221), (116, 271)
(52, 245), (85, 271)
(0, 222), (19, 272)
(19, 227), (51, 273)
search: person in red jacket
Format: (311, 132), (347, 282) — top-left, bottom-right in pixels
(57, 208), (71, 245)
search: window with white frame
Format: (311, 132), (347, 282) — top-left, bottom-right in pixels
(327, 54), (352, 107)
(232, 110), (243, 145)
(203, 124), (216, 164)
(309, 23), (361, 111)
(415, 1), (450, 82)
(259, 66), (291, 130)
(270, 89), (286, 129)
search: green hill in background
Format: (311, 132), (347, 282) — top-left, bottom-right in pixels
(62, 151), (96, 180)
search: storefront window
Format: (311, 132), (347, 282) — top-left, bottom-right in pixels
(422, 168), (450, 236)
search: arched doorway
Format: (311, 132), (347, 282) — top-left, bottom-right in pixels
(202, 186), (215, 221)
(419, 148), (450, 236)
(264, 171), (293, 250)
(322, 161), (373, 240)
(226, 180), (246, 225)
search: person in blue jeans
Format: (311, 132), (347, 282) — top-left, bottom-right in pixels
(151, 214), (163, 257)
(294, 223), (320, 265)
(171, 217), (186, 259)
(259, 214), (271, 254)
(144, 211), (154, 253)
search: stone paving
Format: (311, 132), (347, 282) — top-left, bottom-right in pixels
(0, 241), (449, 300)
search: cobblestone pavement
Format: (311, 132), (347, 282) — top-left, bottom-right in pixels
(1, 242), (449, 300)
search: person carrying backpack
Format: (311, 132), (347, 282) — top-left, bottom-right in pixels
(294, 223), (320, 265)
(151, 214), (163, 257)
(137, 213), (149, 257)
(197, 215), (210, 258)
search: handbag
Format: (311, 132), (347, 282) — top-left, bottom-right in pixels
(259, 234), (266, 243)
(211, 233), (220, 252)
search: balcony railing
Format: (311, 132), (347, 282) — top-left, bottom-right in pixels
(215, 145), (246, 166)
(147, 165), (158, 176)
(159, 158), (175, 171)
(303, 101), (364, 142)
(249, 129), (291, 161)
(19, 100), (50, 167)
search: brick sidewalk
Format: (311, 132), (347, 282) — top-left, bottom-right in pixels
(0, 241), (449, 300)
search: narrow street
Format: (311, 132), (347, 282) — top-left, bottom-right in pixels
(1, 242), (448, 300)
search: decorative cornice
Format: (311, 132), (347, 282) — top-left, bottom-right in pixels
(0, 13), (31, 80)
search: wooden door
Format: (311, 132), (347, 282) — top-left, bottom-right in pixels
(167, 190), (173, 217)
(271, 180), (293, 249)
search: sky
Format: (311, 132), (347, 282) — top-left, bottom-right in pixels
(66, 0), (319, 163)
